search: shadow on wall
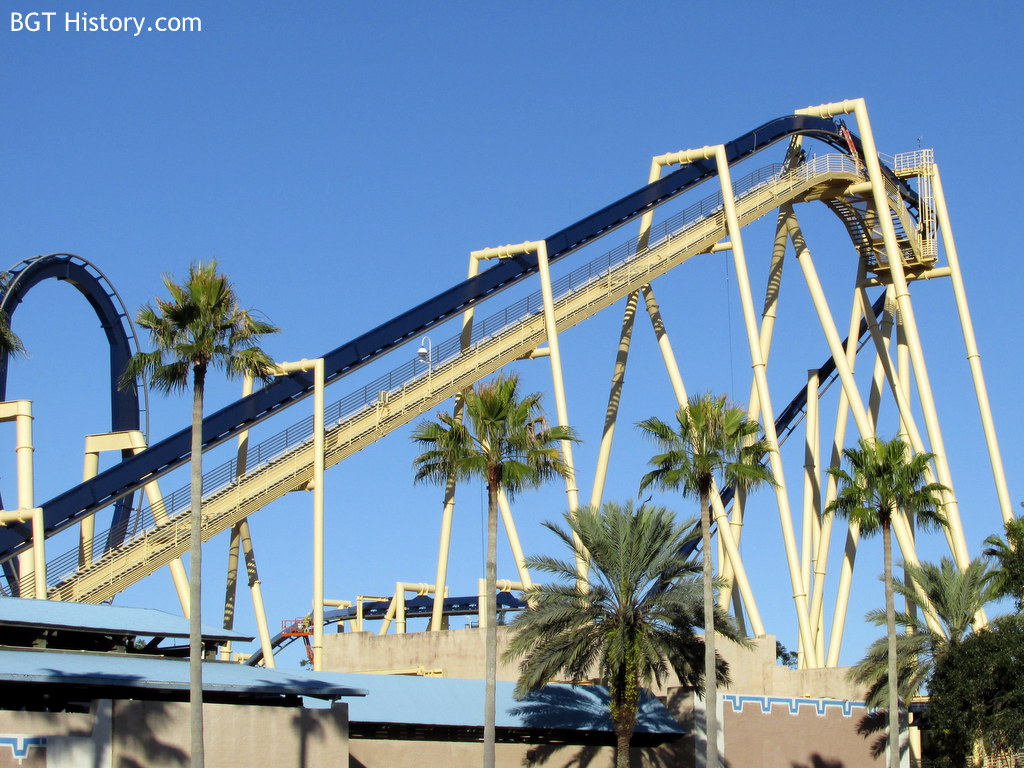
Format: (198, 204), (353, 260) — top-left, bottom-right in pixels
(791, 755), (845, 768)
(293, 705), (323, 768)
(107, 700), (188, 768)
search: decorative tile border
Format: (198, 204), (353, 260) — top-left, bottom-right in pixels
(722, 694), (867, 718)
(0, 734), (46, 762)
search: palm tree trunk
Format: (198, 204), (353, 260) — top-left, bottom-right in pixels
(611, 665), (639, 768)
(615, 725), (633, 768)
(484, 478), (498, 768)
(884, 520), (899, 768)
(190, 366), (206, 768)
(702, 487), (718, 768)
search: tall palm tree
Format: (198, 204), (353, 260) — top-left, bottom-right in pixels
(412, 373), (577, 768)
(826, 437), (947, 768)
(637, 393), (773, 768)
(850, 556), (997, 756)
(121, 262), (279, 768)
(504, 501), (742, 768)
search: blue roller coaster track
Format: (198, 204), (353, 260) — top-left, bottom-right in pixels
(0, 113), (919, 565)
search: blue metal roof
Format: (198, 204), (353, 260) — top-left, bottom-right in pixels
(338, 673), (683, 734)
(0, 647), (367, 701)
(0, 597), (251, 642)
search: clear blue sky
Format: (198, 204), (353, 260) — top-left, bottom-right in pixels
(2, 1), (1022, 668)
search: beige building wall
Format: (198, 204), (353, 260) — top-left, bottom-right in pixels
(113, 701), (349, 767)
(0, 706), (106, 768)
(0, 699), (348, 768)
(326, 627), (880, 767)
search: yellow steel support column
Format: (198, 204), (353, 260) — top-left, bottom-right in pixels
(786, 210), (945, 659)
(698, 146), (815, 662)
(80, 451), (99, 568)
(430, 253), (480, 632)
(640, 253), (766, 636)
(589, 290), (638, 510)
(822, 291), (892, 666)
(85, 431), (190, 614)
(622, 150), (771, 635)
(721, 206), (788, 611)
(931, 166), (1013, 523)
(857, 291), (959, 557)
(800, 99), (970, 568)
(590, 153), (675, 511)
(0, 401), (43, 598)
(220, 375), (276, 666)
(496, 489), (532, 589)
(275, 358), (325, 670)
(799, 368), (820, 668)
(470, 240), (581, 575)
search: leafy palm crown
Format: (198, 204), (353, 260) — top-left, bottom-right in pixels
(411, 374), (575, 495)
(120, 261), (279, 392)
(637, 393), (773, 500)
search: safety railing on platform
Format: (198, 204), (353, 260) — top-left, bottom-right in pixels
(37, 152), (871, 595)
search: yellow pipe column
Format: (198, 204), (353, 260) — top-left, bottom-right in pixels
(799, 368), (820, 668)
(226, 378), (276, 667)
(622, 150), (768, 636)
(0, 401), (44, 598)
(588, 156), (677, 512)
(786, 210), (945, 656)
(429, 252), (483, 632)
(856, 290), (963, 561)
(931, 166), (1013, 523)
(701, 145), (815, 662)
(810, 273), (868, 664)
(588, 290), (639, 510)
(81, 431), (190, 612)
(496, 489), (532, 589)
(720, 206), (788, 611)
(80, 451), (99, 568)
(641, 257), (766, 636)
(470, 240), (582, 575)
(275, 358), (325, 669)
(800, 99), (970, 568)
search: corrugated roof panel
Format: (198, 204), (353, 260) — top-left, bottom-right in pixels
(338, 673), (684, 734)
(0, 647), (367, 701)
(0, 597), (251, 642)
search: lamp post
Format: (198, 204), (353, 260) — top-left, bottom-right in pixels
(417, 336), (432, 374)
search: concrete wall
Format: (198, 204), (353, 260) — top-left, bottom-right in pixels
(326, 628), (879, 767)
(324, 625), (514, 680)
(0, 704), (107, 768)
(325, 628), (867, 700)
(0, 700), (348, 768)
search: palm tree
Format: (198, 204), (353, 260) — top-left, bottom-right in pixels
(0, 310), (25, 359)
(850, 556), (998, 757)
(121, 262), (279, 768)
(826, 437), (947, 768)
(411, 373), (577, 768)
(637, 393), (773, 768)
(0, 271), (27, 359)
(983, 514), (1024, 610)
(504, 501), (742, 768)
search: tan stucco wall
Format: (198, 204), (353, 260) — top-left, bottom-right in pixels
(324, 625), (516, 680)
(112, 700), (349, 767)
(349, 739), (685, 768)
(326, 628), (879, 767)
(0, 700), (348, 768)
(0, 705), (105, 768)
(324, 628), (867, 701)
